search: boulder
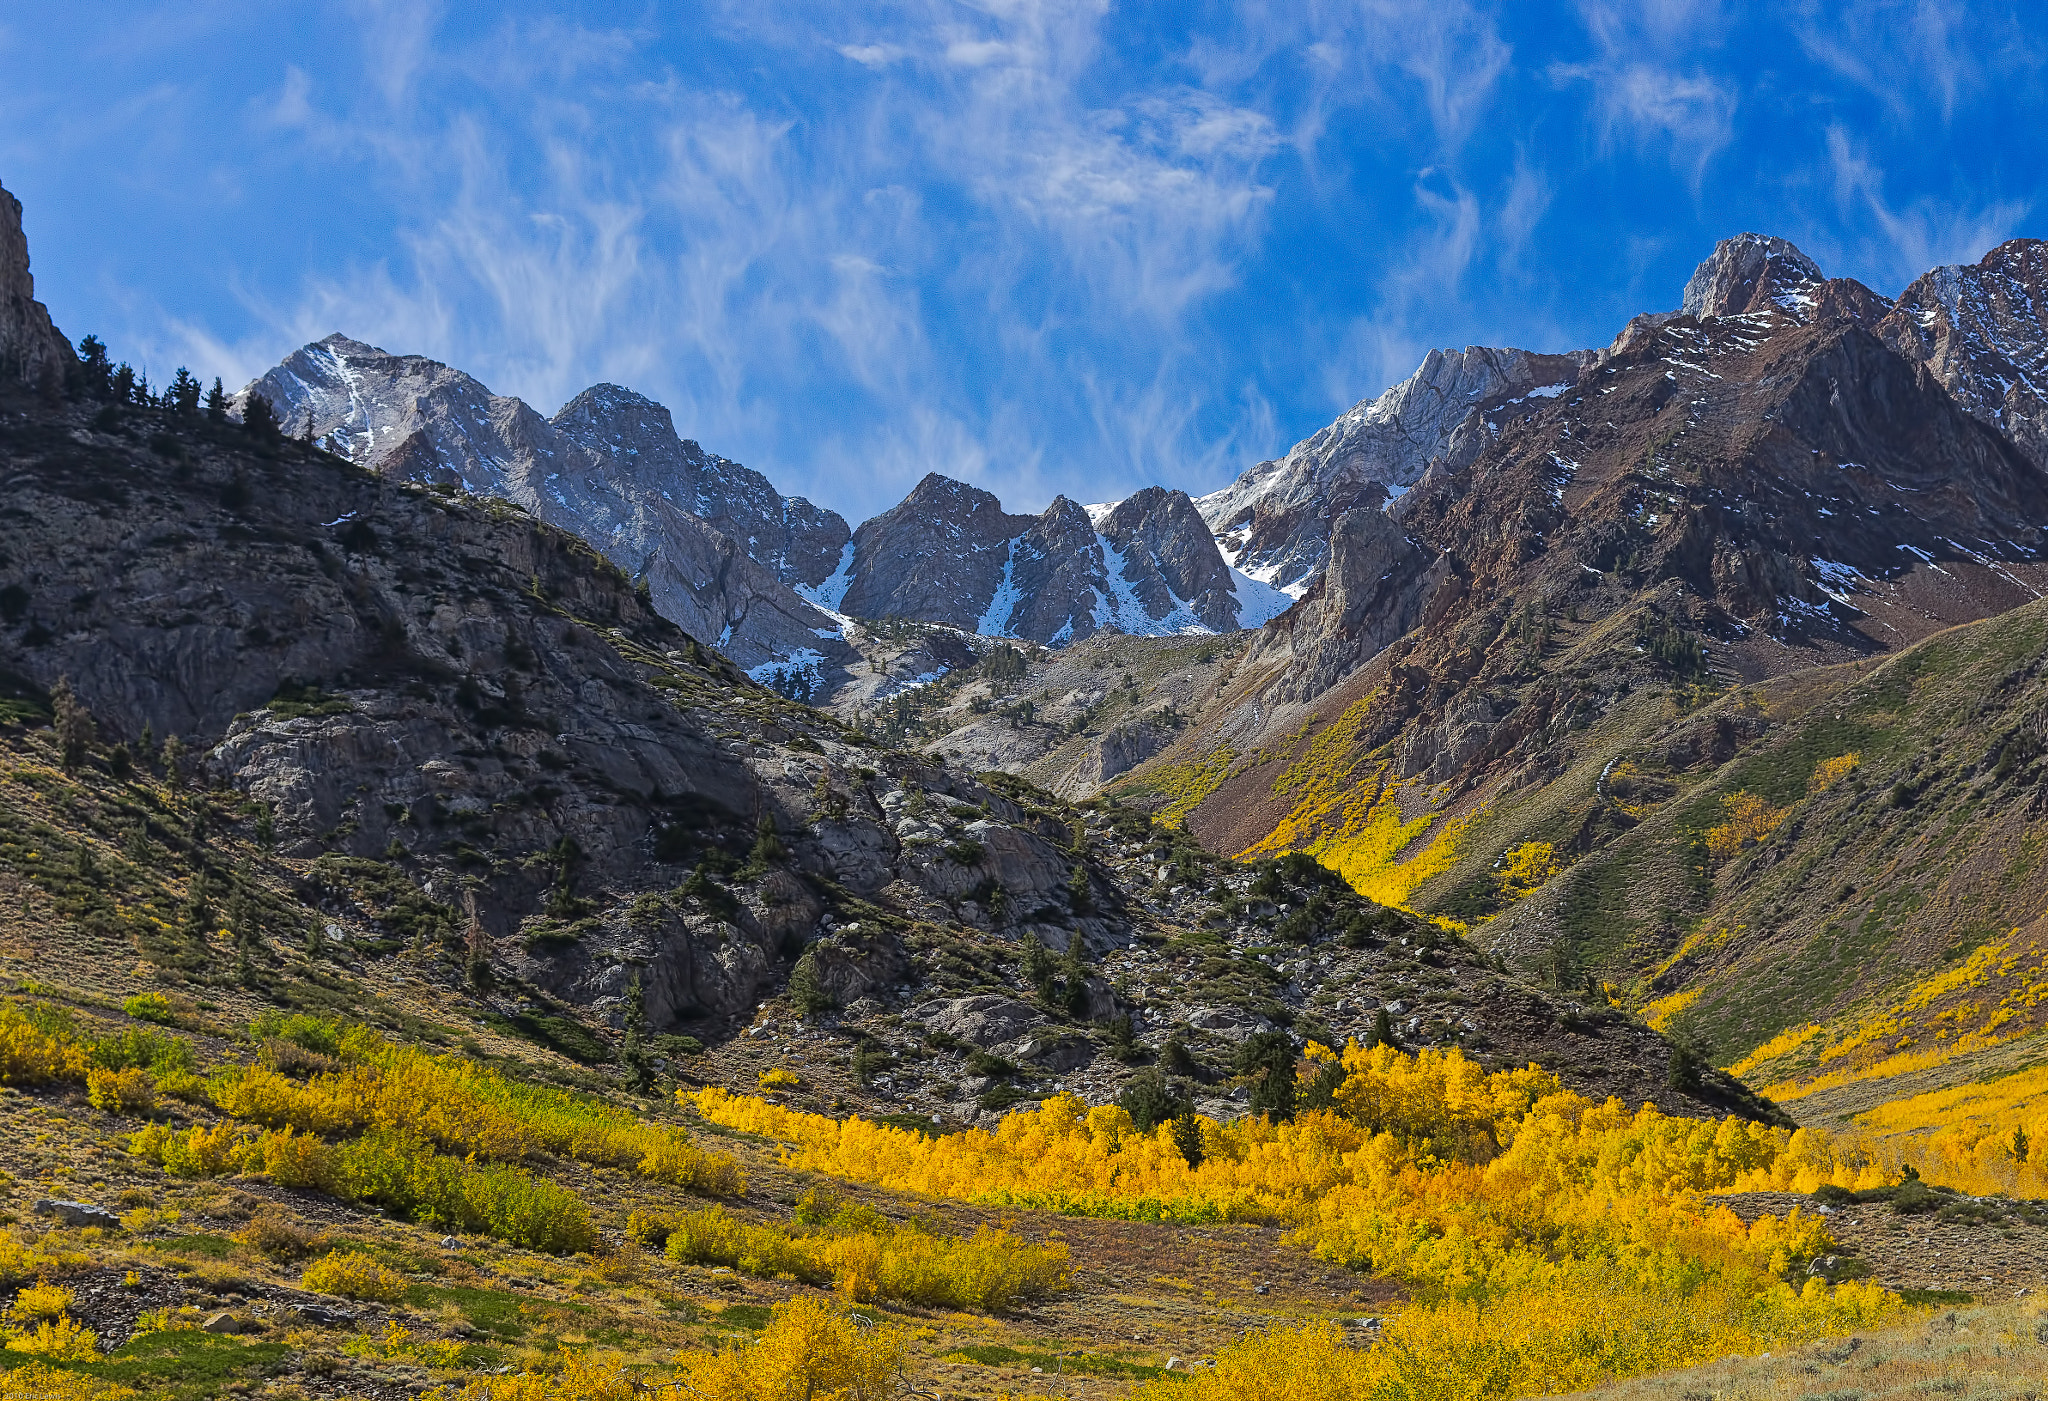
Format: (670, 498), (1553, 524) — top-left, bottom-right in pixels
(919, 995), (1043, 1049)
(33, 1199), (120, 1230)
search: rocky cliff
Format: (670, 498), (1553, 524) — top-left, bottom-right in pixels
(243, 335), (850, 678)
(0, 179), (71, 392)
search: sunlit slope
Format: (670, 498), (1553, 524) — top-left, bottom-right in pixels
(1485, 593), (2048, 1081)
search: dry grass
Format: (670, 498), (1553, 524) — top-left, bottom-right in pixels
(1562, 1296), (2048, 1401)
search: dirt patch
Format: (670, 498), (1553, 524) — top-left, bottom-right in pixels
(1717, 1190), (2048, 1297)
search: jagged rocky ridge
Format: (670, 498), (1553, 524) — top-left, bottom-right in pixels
(836, 474), (1290, 646)
(245, 335), (852, 677)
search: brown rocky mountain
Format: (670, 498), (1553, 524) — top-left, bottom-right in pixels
(0, 182), (71, 392)
(1080, 233), (2048, 1100)
(243, 334), (853, 678)
(0, 387), (1748, 1127)
(1196, 345), (1594, 598)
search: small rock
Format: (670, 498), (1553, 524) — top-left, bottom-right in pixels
(441, 1236), (460, 1249)
(203, 1312), (254, 1335)
(1165, 1357), (1184, 1371)
(33, 1199), (121, 1230)
(1254, 1284), (1269, 1295)
(290, 1302), (358, 1327)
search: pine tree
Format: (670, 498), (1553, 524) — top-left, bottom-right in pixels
(204, 378), (228, 422)
(1059, 935), (1090, 1018)
(76, 336), (111, 397)
(168, 368), (201, 415)
(620, 975), (652, 1091)
(1116, 1067), (1181, 1133)
(1237, 1031), (1297, 1122)
(242, 391), (279, 440)
(131, 370), (152, 407)
(49, 675), (95, 771)
(161, 734), (186, 790)
(230, 891), (260, 986)
(1169, 1107), (1205, 1167)
(465, 916), (494, 990)
(788, 951), (832, 1016)
(110, 364), (136, 403)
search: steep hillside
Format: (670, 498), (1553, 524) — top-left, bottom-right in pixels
(1479, 595), (2048, 1086)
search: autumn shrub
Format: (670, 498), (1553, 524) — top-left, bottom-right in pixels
(758, 1067), (802, 1091)
(205, 1031), (743, 1190)
(1703, 791), (1790, 861)
(424, 1298), (909, 1401)
(636, 1133), (747, 1195)
(85, 1065), (155, 1114)
(693, 1042), (1920, 1393)
(126, 1122), (596, 1254)
(1809, 752), (1860, 794)
(661, 1205), (1068, 1312)
(4, 1313), (100, 1360)
(5, 1280), (73, 1324)
(0, 1363), (137, 1400)
(236, 1208), (327, 1261)
(624, 1209), (678, 1250)
(0, 1233), (87, 1288)
(0, 1003), (87, 1085)
(302, 1249), (410, 1302)
(121, 991), (175, 1024)
(87, 1024), (193, 1075)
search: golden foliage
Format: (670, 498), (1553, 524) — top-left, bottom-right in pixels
(84, 1066), (154, 1114)
(1808, 752), (1860, 794)
(1703, 790), (1789, 861)
(4, 1281), (72, 1325)
(1149, 746), (1236, 828)
(676, 1297), (910, 1401)
(0, 1363), (138, 1400)
(4, 1315), (100, 1360)
(694, 1043), (1913, 1396)
(0, 1233), (87, 1289)
(1494, 841), (1561, 901)
(301, 1249), (411, 1303)
(757, 1067), (802, 1091)
(424, 1298), (909, 1401)
(0, 1005), (87, 1086)
(1130, 1278), (1903, 1401)
(664, 1205), (1069, 1312)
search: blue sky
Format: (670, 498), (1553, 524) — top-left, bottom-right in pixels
(2, 2), (2041, 522)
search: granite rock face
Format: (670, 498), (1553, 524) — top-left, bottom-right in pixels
(1878, 239), (2048, 472)
(242, 335), (848, 675)
(1243, 506), (1456, 705)
(0, 181), (71, 392)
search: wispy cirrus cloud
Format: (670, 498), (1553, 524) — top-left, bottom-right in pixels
(1554, 0), (1738, 185)
(1822, 125), (2030, 289)
(9, 0), (2045, 525)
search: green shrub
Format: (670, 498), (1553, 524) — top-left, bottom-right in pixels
(124, 991), (176, 1024)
